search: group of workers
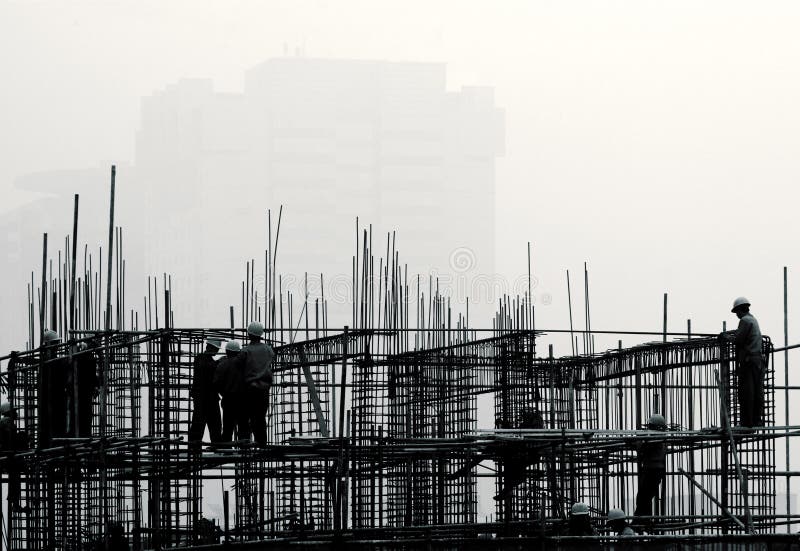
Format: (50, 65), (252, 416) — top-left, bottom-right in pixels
(0, 296), (768, 540)
(0, 319), (275, 452)
(548, 410), (668, 538)
(188, 321), (275, 447)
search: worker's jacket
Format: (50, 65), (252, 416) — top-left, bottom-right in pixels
(734, 313), (762, 360)
(213, 354), (244, 395)
(0, 417), (27, 451)
(637, 440), (666, 470)
(191, 353), (219, 401)
(71, 350), (100, 394)
(239, 342), (275, 391)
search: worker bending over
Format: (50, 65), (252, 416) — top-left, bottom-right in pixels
(189, 339), (222, 445)
(607, 508), (635, 536)
(567, 502), (597, 536)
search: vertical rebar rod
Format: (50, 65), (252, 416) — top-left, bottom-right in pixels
(785, 266), (790, 524)
(566, 270), (575, 356)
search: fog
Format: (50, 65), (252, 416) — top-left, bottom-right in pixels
(3, 2), (800, 348)
(2, 0), (800, 525)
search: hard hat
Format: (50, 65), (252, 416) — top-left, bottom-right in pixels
(0, 403), (14, 416)
(77, 342), (88, 352)
(731, 297), (751, 313)
(607, 508), (626, 522)
(648, 413), (667, 428)
(206, 338), (222, 350)
(247, 321), (264, 338)
(43, 330), (60, 344)
(226, 340), (241, 353)
(570, 502), (590, 516)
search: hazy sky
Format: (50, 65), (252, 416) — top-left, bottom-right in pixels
(5, 0), (800, 526)
(2, 0), (800, 351)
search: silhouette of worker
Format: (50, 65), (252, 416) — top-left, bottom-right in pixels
(633, 413), (667, 527)
(70, 340), (100, 437)
(237, 322), (275, 447)
(39, 330), (69, 446)
(189, 339), (222, 445)
(722, 297), (765, 427)
(214, 340), (249, 442)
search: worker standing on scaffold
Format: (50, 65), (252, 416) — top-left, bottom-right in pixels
(721, 297), (765, 428)
(214, 339), (249, 443)
(238, 321), (275, 447)
(632, 413), (668, 531)
(70, 338), (100, 438)
(189, 338), (223, 446)
(40, 330), (69, 446)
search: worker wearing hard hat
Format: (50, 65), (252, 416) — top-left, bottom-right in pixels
(607, 508), (635, 536)
(40, 330), (69, 446)
(188, 338), (223, 445)
(633, 413), (668, 525)
(236, 321), (275, 447)
(213, 340), (249, 443)
(721, 297), (765, 427)
(566, 502), (597, 536)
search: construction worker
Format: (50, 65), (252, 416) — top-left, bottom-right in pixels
(0, 403), (27, 452)
(188, 339), (222, 445)
(722, 297), (765, 427)
(238, 321), (275, 446)
(40, 329), (69, 446)
(607, 508), (635, 536)
(633, 413), (668, 524)
(495, 408), (544, 500)
(566, 501), (597, 536)
(213, 340), (249, 442)
(0, 401), (26, 526)
(107, 521), (130, 551)
(70, 340), (100, 438)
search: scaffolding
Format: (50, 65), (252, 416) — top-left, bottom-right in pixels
(1, 178), (797, 549)
(0, 325), (789, 549)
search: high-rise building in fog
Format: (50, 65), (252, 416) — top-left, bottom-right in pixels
(135, 57), (504, 325)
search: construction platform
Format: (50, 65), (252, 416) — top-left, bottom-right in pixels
(1, 324), (794, 550)
(1, 178), (798, 549)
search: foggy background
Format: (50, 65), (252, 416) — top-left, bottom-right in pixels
(2, 0), (800, 523)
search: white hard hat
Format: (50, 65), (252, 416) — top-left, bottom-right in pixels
(43, 330), (60, 344)
(226, 340), (241, 353)
(247, 321), (264, 338)
(206, 338), (222, 350)
(732, 297), (751, 313)
(0, 403), (14, 416)
(571, 502), (590, 516)
(648, 413), (667, 428)
(77, 342), (88, 352)
(607, 508), (626, 522)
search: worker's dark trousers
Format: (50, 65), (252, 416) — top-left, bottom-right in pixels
(245, 386), (269, 446)
(738, 356), (765, 427)
(634, 467), (665, 518)
(189, 395), (222, 443)
(76, 391), (94, 438)
(221, 393), (249, 442)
